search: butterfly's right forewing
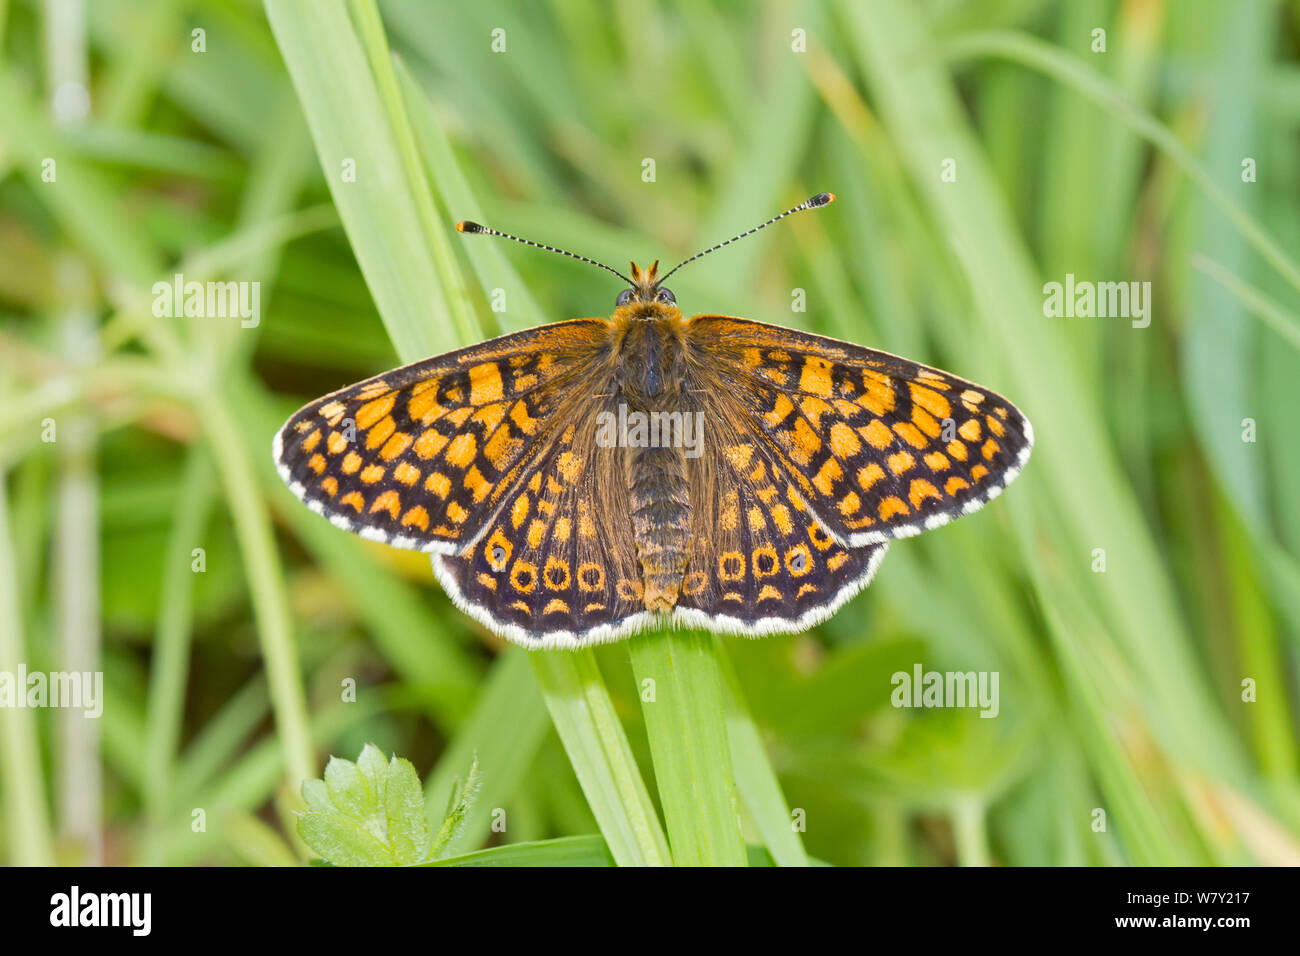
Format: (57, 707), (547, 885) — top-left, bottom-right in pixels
(274, 319), (612, 554)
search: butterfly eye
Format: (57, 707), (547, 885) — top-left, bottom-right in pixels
(656, 287), (675, 304)
(616, 289), (634, 307)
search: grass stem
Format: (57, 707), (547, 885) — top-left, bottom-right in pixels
(629, 628), (747, 866)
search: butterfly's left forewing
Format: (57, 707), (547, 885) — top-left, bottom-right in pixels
(274, 319), (611, 553)
(686, 316), (1033, 548)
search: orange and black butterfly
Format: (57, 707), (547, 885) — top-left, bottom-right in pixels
(274, 194), (1033, 648)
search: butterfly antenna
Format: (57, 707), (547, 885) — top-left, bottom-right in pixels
(657, 192), (836, 285)
(456, 220), (634, 286)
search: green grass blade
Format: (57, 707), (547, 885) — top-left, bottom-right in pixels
(1174, 4), (1272, 538)
(264, 0), (455, 358)
(173, 677), (270, 808)
(1036, 593), (1180, 865)
(715, 637), (808, 866)
(264, 1), (669, 865)
(143, 444), (216, 825)
(1192, 253), (1300, 354)
(530, 651), (671, 866)
(0, 467), (55, 865)
(348, 0), (480, 344)
(199, 393), (315, 788)
(395, 58), (549, 333)
(425, 834), (615, 867)
(841, 0), (1247, 785)
(939, 29), (1300, 298)
(629, 628), (746, 866)
(1216, 501), (1299, 779)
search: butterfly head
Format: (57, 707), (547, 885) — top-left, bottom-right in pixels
(617, 260), (676, 308)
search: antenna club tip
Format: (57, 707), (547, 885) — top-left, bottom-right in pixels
(456, 220), (485, 234)
(809, 192), (835, 207)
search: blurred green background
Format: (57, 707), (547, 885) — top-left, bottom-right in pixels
(1, 0), (1299, 866)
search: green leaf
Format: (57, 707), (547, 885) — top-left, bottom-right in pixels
(301, 778), (333, 814)
(323, 755), (376, 822)
(429, 752), (481, 859)
(298, 812), (394, 868)
(298, 744), (452, 866)
(356, 743), (390, 808)
(385, 756), (433, 863)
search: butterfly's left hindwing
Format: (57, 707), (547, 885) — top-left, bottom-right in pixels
(432, 416), (651, 648)
(686, 316), (1033, 548)
(274, 319), (611, 553)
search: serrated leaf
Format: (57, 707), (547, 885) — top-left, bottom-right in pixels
(301, 778), (333, 813)
(357, 743), (390, 809)
(299, 745), (449, 865)
(323, 756), (375, 820)
(298, 811), (394, 867)
(384, 756), (431, 864)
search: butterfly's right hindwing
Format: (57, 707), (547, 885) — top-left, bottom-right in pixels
(675, 438), (889, 635)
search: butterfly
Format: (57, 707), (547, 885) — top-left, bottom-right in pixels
(274, 193), (1033, 649)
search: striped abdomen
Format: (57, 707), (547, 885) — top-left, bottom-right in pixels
(627, 443), (692, 612)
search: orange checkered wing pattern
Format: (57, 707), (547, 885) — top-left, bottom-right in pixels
(430, 390), (890, 645)
(273, 320), (612, 554)
(670, 411), (890, 636)
(430, 427), (652, 648)
(685, 316), (1034, 548)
